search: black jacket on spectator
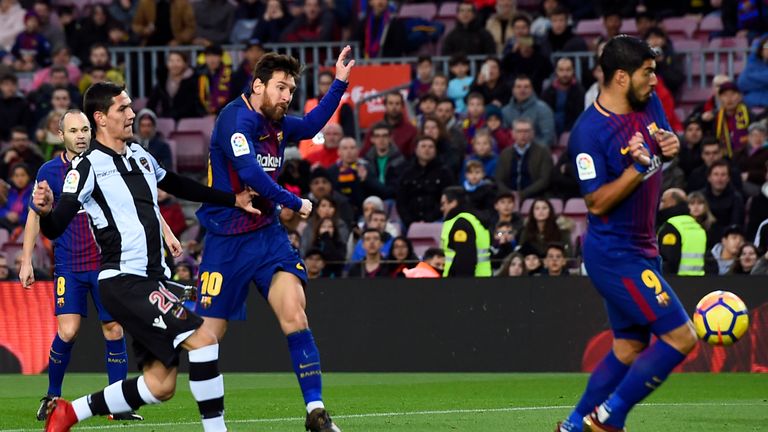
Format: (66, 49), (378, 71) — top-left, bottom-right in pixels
(686, 161), (743, 194)
(313, 232), (346, 278)
(30, 84), (82, 124)
(545, 26), (588, 53)
(550, 152), (581, 200)
(500, 48), (553, 95)
(0, 94), (33, 141)
(540, 81), (585, 135)
(466, 180), (497, 226)
(469, 79), (511, 107)
(363, 145), (406, 200)
(747, 192), (768, 242)
(678, 139), (704, 177)
(495, 143), (553, 201)
(141, 133), (174, 169)
(252, 15), (293, 44)
(701, 182), (745, 241)
(147, 69), (206, 120)
(441, 18), (496, 56)
(396, 158), (455, 228)
(353, 15), (408, 58)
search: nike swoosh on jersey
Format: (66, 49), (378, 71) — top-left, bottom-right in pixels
(299, 362), (320, 369)
(620, 146), (630, 155)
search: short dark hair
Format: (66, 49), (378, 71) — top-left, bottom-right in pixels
(385, 91), (404, 103)
(600, 35), (656, 85)
(250, 52), (302, 94)
(83, 81), (125, 132)
(545, 242), (566, 256)
(370, 121), (391, 134)
(10, 125), (28, 137)
(419, 93), (438, 104)
(370, 208), (387, 219)
(701, 136), (720, 149)
(423, 247), (445, 261)
(436, 97), (455, 108)
(442, 185), (467, 206)
(466, 92), (485, 103)
(362, 228), (382, 241)
(416, 135), (437, 147)
(643, 26), (668, 42)
(417, 55), (432, 65)
(90, 42), (109, 53)
(0, 73), (17, 84)
(513, 74), (532, 85)
(318, 70), (334, 81)
(50, 65), (68, 76)
(512, 13), (531, 27)
(449, 54), (469, 67)
(550, 5), (569, 17)
(707, 159), (730, 177)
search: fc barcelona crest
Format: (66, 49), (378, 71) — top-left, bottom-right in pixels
(139, 157), (152, 172)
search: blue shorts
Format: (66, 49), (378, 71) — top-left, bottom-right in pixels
(53, 270), (114, 322)
(194, 222), (307, 321)
(584, 248), (690, 342)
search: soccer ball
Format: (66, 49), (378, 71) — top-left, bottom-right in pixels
(693, 291), (749, 346)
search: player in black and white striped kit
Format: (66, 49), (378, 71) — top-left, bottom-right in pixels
(33, 82), (259, 432)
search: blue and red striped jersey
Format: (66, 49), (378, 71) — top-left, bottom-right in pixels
(197, 79), (347, 235)
(33, 152), (100, 272)
(569, 93), (671, 258)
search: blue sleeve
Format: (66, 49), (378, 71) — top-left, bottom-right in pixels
(28, 164), (52, 213)
(570, 118), (609, 196)
(282, 79), (348, 142)
(651, 93), (672, 132)
(225, 111), (303, 211)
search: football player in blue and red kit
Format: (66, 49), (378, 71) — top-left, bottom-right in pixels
(194, 47), (354, 431)
(556, 36), (698, 432)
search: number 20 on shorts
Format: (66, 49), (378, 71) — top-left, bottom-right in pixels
(200, 272), (223, 296)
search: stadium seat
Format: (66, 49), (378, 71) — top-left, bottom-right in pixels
(671, 39), (703, 53)
(176, 116), (216, 143)
(696, 15), (723, 40)
(132, 97), (148, 112)
(407, 222), (443, 258)
(398, 3), (437, 19)
(165, 138), (178, 171)
(621, 19), (637, 35)
(520, 198), (534, 216)
(169, 131), (209, 172)
(680, 85), (711, 104)
(663, 16), (699, 39)
(563, 198), (588, 249)
(156, 117), (176, 140)
(574, 18), (604, 38)
(437, 1), (458, 18)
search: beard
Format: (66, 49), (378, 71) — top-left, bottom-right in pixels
(262, 94), (288, 121)
(627, 82), (652, 111)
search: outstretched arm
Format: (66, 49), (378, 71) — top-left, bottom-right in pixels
(157, 171), (259, 215)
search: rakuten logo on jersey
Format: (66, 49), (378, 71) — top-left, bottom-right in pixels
(257, 154), (282, 172)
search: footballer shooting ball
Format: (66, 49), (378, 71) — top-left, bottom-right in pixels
(693, 290), (749, 346)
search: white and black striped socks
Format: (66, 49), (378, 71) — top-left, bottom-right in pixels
(189, 344), (226, 432)
(71, 376), (160, 421)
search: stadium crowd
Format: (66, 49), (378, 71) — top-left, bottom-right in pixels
(0, 0), (767, 281)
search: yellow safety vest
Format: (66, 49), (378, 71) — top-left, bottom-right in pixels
(666, 215), (707, 276)
(441, 212), (492, 277)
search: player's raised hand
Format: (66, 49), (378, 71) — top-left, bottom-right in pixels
(628, 132), (651, 166)
(334, 45), (355, 83)
(19, 260), (35, 289)
(655, 129), (680, 159)
(298, 198), (313, 218)
(235, 188), (262, 215)
(33, 180), (53, 215)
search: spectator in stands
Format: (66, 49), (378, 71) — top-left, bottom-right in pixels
(309, 166), (355, 227)
(440, 186), (492, 276)
(502, 75), (556, 146)
(0, 162), (32, 233)
(77, 43), (123, 94)
(462, 159), (496, 218)
(541, 57), (584, 137)
(634, 11), (657, 42)
(530, 0), (559, 36)
(408, 56), (433, 104)
(551, 151), (581, 200)
(346, 228), (386, 278)
(304, 249), (327, 279)
(362, 92), (417, 159)
(0, 73), (32, 142)
(0, 127), (42, 180)
(30, 65), (80, 120)
(305, 123), (343, 168)
(422, 115), (463, 176)
(396, 136), (455, 228)
(687, 138), (743, 193)
(354, 0), (407, 58)
(644, 26), (684, 98)
(252, 0), (292, 43)
(747, 164), (768, 242)
(751, 245), (768, 274)
(661, 154), (686, 191)
(302, 195), (350, 254)
(461, 92), (487, 144)
(470, 57), (511, 107)
(429, 73), (449, 100)
(712, 224), (745, 275)
(0, 252), (12, 280)
(657, 188), (716, 275)
(485, 104), (513, 152)
(383, 236), (418, 277)
(490, 220), (517, 268)
(688, 190), (720, 250)
(463, 129), (499, 181)
(133, 0), (196, 46)
(196, 44), (232, 115)
(32, 0), (64, 50)
(543, 242), (568, 276)
(728, 242), (759, 274)
(441, 2), (496, 56)
(135, 108), (173, 169)
(281, 0), (338, 43)
(301, 70), (353, 140)
(518, 198), (571, 257)
(172, 262), (195, 284)
(496, 118), (553, 200)
(435, 97), (470, 153)
(414, 93), (438, 128)
(67, 3), (112, 61)
(490, 191), (524, 236)
(11, 11), (51, 72)
(594, 10), (622, 49)
(701, 159), (746, 241)
(447, 55), (474, 115)
(544, 6), (588, 54)
(501, 17), (554, 94)
(735, 121), (768, 197)
(0, 0), (26, 52)
(737, 35), (768, 109)
(722, 0), (768, 40)
(520, 243), (545, 275)
(230, 38), (266, 99)
(192, 0), (235, 46)
(36, 109), (63, 159)
(402, 247), (444, 278)
(31, 46), (81, 92)
(355, 195), (401, 239)
(309, 217), (346, 277)
(328, 136), (366, 215)
(678, 117), (706, 177)
(712, 82), (754, 158)
(108, 0), (138, 33)
(148, 51), (205, 120)
(495, 251), (524, 277)
(485, 0), (517, 54)
(362, 123), (405, 200)
(692, 74), (729, 124)
(107, 21), (132, 47)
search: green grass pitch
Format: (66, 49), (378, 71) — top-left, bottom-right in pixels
(1, 373), (766, 431)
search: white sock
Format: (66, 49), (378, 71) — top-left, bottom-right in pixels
(71, 396), (93, 421)
(307, 400), (325, 414)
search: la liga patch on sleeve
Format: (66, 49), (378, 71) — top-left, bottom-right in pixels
(576, 153), (596, 180)
(231, 132), (250, 157)
(62, 170), (80, 193)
